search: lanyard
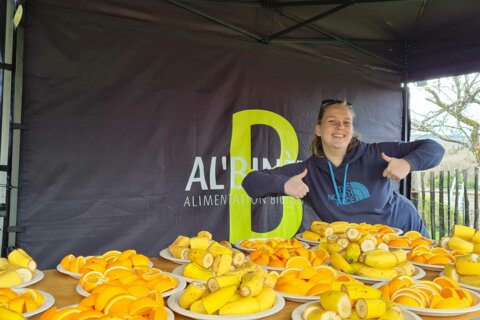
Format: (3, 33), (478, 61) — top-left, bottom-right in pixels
(327, 161), (349, 206)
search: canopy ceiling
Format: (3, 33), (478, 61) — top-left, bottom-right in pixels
(36, 0), (480, 82)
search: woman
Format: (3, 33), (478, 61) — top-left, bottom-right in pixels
(242, 99), (445, 236)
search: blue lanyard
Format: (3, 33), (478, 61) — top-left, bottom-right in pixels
(327, 161), (349, 205)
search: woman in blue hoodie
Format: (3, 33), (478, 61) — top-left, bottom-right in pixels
(242, 99), (445, 237)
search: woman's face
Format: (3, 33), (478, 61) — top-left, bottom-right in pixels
(315, 104), (354, 152)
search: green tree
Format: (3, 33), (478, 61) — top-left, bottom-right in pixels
(412, 73), (480, 163)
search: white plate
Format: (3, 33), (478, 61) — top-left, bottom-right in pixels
(172, 264), (208, 283)
(234, 238), (309, 253)
(291, 301), (421, 320)
(75, 271), (186, 298)
(4, 270), (45, 288)
(352, 266), (425, 284)
(12, 288), (55, 318)
(56, 261), (154, 279)
(277, 291), (322, 303)
(409, 260), (445, 272)
(56, 264), (82, 279)
(167, 290), (285, 319)
(294, 233), (321, 245)
(159, 248), (190, 264)
(439, 271), (480, 292)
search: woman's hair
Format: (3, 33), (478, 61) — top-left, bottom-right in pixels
(310, 99), (361, 158)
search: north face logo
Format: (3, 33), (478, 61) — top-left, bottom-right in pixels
(327, 181), (370, 206)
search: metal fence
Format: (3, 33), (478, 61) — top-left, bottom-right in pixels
(410, 168), (480, 240)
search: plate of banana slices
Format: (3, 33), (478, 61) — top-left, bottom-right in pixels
(352, 266), (426, 284)
(291, 301), (421, 320)
(167, 290), (285, 320)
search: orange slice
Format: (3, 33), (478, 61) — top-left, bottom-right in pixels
(285, 256), (311, 269)
(129, 296), (161, 316)
(49, 307), (82, 320)
(433, 276), (459, 288)
(279, 268), (301, 279)
(103, 293), (136, 316)
(404, 231), (423, 239)
(20, 288), (45, 305)
(60, 254), (75, 270)
(77, 310), (104, 320)
(94, 286), (129, 312)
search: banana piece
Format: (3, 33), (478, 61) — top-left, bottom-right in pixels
(329, 252), (354, 274)
(8, 249), (37, 272)
(0, 306), (26, 320)
(359, 250), (398, 269)
(239, 271), (264, 297)
(0, 269), (23, 287)
(355, 298), (387, 319)
(231, 250), (245, 268)
(448, 236), (474, 253)
(190, 299), (207, 313)
(472, 230), (480, 244)
(311, 224), (334, 237)
(439, 236), (450, 249)
(357, 265), (398, 279)
(188, 249), (214, 269)
(182, 262), (213, 280)
(0, 258), (10, 269)
(319, 290), (352, 318)
(394, 261), (416, 277)
(212, 254), (233, 276)
(255, 287), (276, 311)
(262, 271), (278, 288)
(225, 261), (258, 278)
(170, 235), (190, 247)
(218, 296), (260, 315)
(455, 254), (480, 275)
(444, 263), (460, 281)
(197, 230), (213, 239)
(169, 246), (190, 260)
(306, 309), (341, 320)
(459, 275), (480, 286)
(207, 242), (232, 257)
(331, 221), (349, 234)
(452, 225), (475, 241)
(220, 240), (233, 248)
(327, 234), (340, 243)
(376, 242), (390, 251)
(303, 230), (321, 241)
(341, 284), (382, 301)
(345, 243), (361, 263)
(336, 237), (349, 249)
(207, 274), (241, 292)
(326, 243), (344, 254)
(346, 228), (362, 242)
(359, 235), (377, 252)
(189, 236), (211, 250)
(391, 249), (407, 264)
(201, 285), (237, 314)
(13, 267), (33, 282)
(179, 281), (207, 309)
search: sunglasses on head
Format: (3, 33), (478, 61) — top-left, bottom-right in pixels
(321, 99), (353, 109)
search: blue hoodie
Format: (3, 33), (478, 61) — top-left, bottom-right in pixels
(242, 139), (445, 237)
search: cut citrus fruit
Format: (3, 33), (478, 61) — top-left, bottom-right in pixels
(433, 276), (459, 288)
(94, 286), (129, 312)
(285, 256), (311, 269)
(103, 293), (136, 316)
(404, 231), (423, 239)
(60, 254), (75, 270)
(129, 297), (160, 316)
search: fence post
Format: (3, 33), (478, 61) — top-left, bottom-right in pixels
(439, 171), (445, 238)
(430, 172), (436, 239)
(454, 169), (460, 225)
(421, 172), (426, 223)
(447, 171), (451, 231)
(475, 167), (479, 229)
(463, 169), (470, 227)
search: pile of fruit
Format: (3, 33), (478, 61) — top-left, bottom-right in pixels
(0, 288), (45, 314)
(177, 262), (277, 316)
(301, 285), (404, 320)
(39, 283), (168, 320)
(406, 244), (459, 266)
(247, 240), (329, 268)
(301, 221), (398, 242)
(79, 265), (179, 295)
(274, 265), (362, 296)
(438, 224), (480, 254)
(380, 231), (435, 249)
(173, 232), (246, 281)
(59, 249), (151, 275)
(0, 249), (38, 287)
(378, 275), (474, 309)
(444, 253), (480, 287)
(167, 230), (235, 260)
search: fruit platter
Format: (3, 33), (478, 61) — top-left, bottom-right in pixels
(0, 249), (43, 288)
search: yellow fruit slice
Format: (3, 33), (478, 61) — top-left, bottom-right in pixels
(70, 256), (86, 273)
(50, 307), (82, 320)
(433, 276), (459, 288)
(129, 296), (160, 316)
(285, 256), (311, 269)
(77, 310), (104, 320)
(21, 289), (44, 306)
(103, 293), (136, 316)
(80, 271), (106, 292)
(60, 254), (75, 270)
(94, 286), (129, 312)
(404, 231), (423, 239)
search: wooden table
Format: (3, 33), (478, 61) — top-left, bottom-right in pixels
(29, 257), (480, 320)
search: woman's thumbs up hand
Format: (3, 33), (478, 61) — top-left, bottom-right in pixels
(284, 169), (310, 199)
(381, 152), (412, 181)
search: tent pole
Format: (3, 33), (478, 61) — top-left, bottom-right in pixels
(401, 40), (412, 198)
(0, 0), (15, 255)
(8, 8), (25, 250)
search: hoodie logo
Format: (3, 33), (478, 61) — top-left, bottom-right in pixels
(327, 181), (370, 206)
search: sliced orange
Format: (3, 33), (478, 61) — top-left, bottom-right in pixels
(77, 310), (104, 320)
(0, 288), (18, 299)
(80, 271), (106, 292)
(103, 293), (136, 316)
(433, 297), (467, 309)
(94, 286), (129, 312)
(285, 256), (311, 269)
(392, 293), (424, 308)
(404, 231), (423, 239)
(430, 247), (449, 255)
(20, 288), (45, 305)
(60, 254), (75, 270)
(70, 256), (86, 273)
(129, 296), (160, 316)
(378, 283), (390, 299)
(49, 307), (82, 320)
(307, 283), (332, 296)
(279, 268), (301, 279)
(298, 266), (316, 280)
(388, 238), (410, 247)
(433, 276), (459, 288)
(427, 255), (452, 265)
(409, 244), (432, 255)
(440, 287), (460, 299)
